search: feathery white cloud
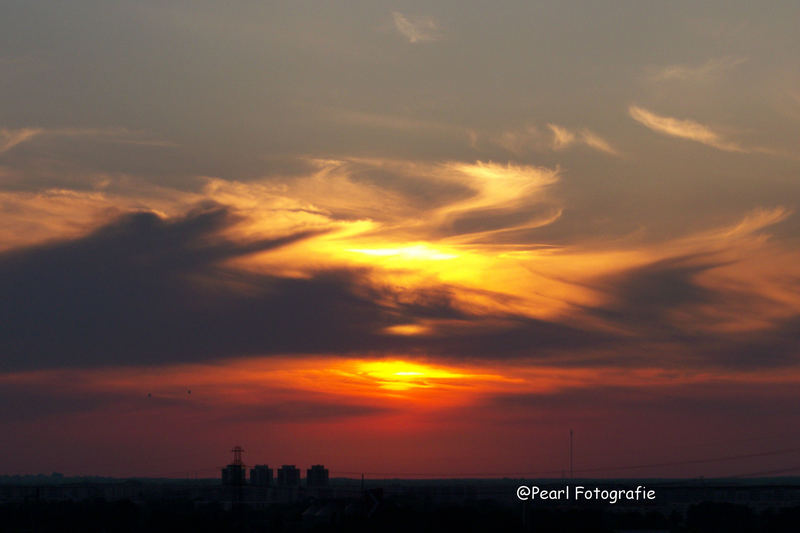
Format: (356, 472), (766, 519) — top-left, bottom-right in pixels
(484, 123), (620, 156)
(548, 124), (576, 150)
(0, 126), (174, 156)
(0, 128), (43, 154)
(392, 12), (440, 43)
(647, 56), (747, 83)
(548, 124), (620, 156)
(629, 105), (745, 152)
(579, 129), (620, 156)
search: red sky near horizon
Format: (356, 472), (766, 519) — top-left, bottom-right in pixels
(2, 1), (800, 479)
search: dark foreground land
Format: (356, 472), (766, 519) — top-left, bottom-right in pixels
(2, 498), (800, 532)
(1, 478), (800, 532)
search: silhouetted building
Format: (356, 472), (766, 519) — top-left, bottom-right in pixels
(306, 464), (329, 487)
(221, 446), (246, 486)
(277, 465), (300, 487)
(222, 464), (246, 486)
(250, 465), (273, 486)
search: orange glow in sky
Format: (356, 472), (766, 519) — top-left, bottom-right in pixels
(3, 3), (800, 479)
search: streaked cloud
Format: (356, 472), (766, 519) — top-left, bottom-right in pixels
(579, 129), (620, 156)
(392, 12), (440, 43)
(483, 123), (620, 156)
(646, 56), (747, 83)
(548, 124), (576, 150)
(713, 206), (790, 240)
(0, 128), (43, 154)
(0, 126), (174, 156)
(628, 105), (745, 152)
(548, 124), (620, 156)
(490, 124), (545, 154)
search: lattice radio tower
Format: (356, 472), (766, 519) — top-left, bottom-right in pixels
(231, 445), (244, 466)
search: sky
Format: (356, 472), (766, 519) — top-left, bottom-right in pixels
(2, 1), (800, 479)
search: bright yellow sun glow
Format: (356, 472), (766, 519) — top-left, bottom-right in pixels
(347, 244), (458, 261)
(383, 323), (432, 336)
(354, 360), (473, 390)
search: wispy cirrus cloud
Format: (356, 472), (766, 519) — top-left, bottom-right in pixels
(628, 105), (745, 152)
(0, 126), (174, 155)
(484, 123), (620, 156)
(646, 56), (747, 83)
(548, 124), (620, 156)
(392, 12), (440, 43)
(547, 124), (575, 150)
(0, 128), (43, 154)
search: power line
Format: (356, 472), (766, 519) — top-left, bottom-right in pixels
(329, 446), (800, 479)
(83, 444), (800, 481)
(731, 464), (800, 478)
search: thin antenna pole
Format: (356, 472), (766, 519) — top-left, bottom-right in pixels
(569, 429), (573, 479)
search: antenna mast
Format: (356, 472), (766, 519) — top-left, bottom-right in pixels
(569, 429), (573, 479)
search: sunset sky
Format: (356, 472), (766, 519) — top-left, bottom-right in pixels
(2, 1), (800, 479)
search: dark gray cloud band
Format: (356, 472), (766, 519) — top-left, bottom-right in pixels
(1, 204), (798, 372)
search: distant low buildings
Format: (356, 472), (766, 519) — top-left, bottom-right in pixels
(277, 465), (301, 487)
(306, 465), (329, 488)
(219, 449), (327, 492)
(221, 464), (246, 486)
(250, 465), (273, 487)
